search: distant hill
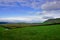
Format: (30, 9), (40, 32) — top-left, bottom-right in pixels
(43, 18), (60, 24)
(0, 22), (8, 24)
(0, 18), (60, 25)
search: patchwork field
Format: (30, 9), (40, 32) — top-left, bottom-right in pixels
(0, 24), (60, 40)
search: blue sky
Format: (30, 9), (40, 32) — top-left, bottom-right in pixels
(0, 0), (44, 17)
(0, 0), (60, 22)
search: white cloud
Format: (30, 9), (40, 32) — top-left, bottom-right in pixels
(40, 0), (60, 19)
(0, 0), (42, 9)
(41, 10), (60, 19)
(0, 17), (32, 22)
(41, 0), (60, 10)
(0, 16), (47, 23)
(0, 0), (60, 22)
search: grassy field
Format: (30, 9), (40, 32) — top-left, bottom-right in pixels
(0, 24), (60, 40)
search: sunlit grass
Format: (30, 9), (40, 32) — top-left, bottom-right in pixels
(0, 24), (60, 40)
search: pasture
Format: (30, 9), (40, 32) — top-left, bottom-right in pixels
(0, 24), (60, 40)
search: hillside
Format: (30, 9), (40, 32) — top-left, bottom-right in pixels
(0, 18), (60, 40)
(43, 18), (60, 24)
(0, 18), (60, 29)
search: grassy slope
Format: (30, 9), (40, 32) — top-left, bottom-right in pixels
(43, 18), (60, 24)
(0, 24), (60, 40)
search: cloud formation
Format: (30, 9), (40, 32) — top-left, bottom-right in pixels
(42, 0), (60, 10)
(0, 0), (43, 9)
(0, 0), (60, 10)
(0, 16), (47, 23)
(40, 0), (60, 19)
(0, 0), (60, 22)
(41, 10), (60, 18)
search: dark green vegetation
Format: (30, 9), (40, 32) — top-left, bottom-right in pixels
(0, 18), (60, 40)
(0, 24), (60, 40)
(43, 18), (60, 24)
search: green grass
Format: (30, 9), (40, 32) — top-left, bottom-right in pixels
(0, 24), (60, 40)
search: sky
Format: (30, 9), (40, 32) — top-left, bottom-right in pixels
(0, 0), (60, 23)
